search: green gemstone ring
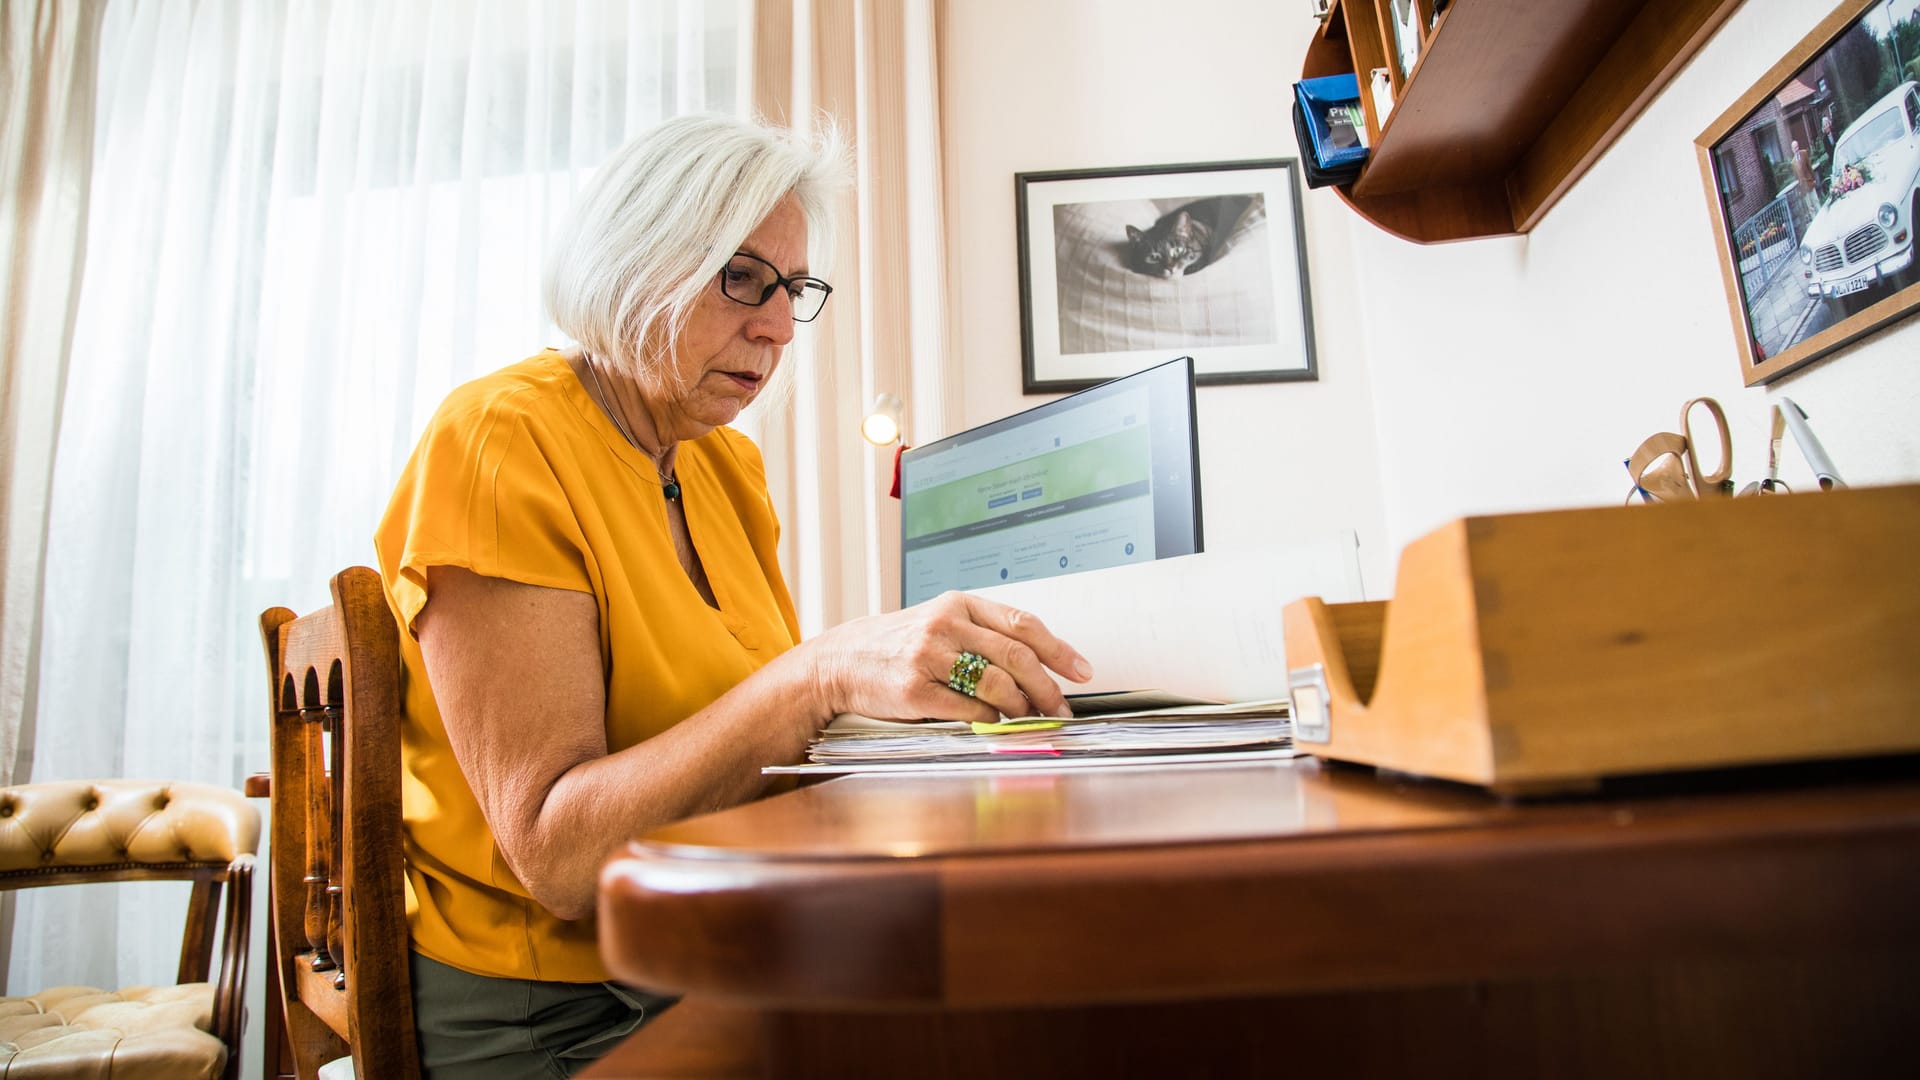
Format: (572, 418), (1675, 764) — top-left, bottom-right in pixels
(947, 651), (989, 698)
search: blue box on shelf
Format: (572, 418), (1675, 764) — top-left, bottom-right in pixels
(1293, 74), (1370, 173)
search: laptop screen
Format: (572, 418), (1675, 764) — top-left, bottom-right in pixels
(898, 356), (1202, 607)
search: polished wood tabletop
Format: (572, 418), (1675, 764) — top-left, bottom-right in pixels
(598, 757), (1920, 1003)
(591, 757), (1920, 1077)
(639, 756), (1510, 858)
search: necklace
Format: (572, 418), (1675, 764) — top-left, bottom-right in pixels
(584, 355), (680, 501)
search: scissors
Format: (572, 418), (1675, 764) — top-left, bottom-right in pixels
(1737, 406), (1791, 496)
(1679, 397), (1733, 499)
(1625, 431), (1693, 503)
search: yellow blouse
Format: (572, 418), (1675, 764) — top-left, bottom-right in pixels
(373, 349), (799, 983)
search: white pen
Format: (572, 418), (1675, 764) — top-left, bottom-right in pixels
(1775, 397), (1846, 490)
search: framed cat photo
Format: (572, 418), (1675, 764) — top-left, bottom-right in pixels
(1015, 159), (1318, 394)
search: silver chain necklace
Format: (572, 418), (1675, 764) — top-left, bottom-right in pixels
(584, 355), (680, 501)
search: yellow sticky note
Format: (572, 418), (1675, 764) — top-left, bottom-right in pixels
(970, 720), (1063, 735)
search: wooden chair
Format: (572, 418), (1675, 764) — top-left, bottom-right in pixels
(0, 779), (257, 1079)
(259, 566), (418, 1079)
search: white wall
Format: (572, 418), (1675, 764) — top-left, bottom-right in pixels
(941, 0), (1920, 597)
(1354, 0), (1920, 578)
(940, 0), (1393, 594)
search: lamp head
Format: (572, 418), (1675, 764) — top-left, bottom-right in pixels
(861, 393), (904, 446)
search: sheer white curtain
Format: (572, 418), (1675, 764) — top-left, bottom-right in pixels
(12, 0), (737, 1000)
(741, 0), (957, 629)
(2, 0), (106, 791)
(0, 0), (107, 985)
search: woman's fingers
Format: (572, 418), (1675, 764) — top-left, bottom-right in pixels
(941, 653), (1042, 720)
(956, 595), (1093, 684)
(902, 662), (1002, 724)
(817, 592), (1095, 724)
(904, 594), (1091, 720)
(943, 629), (1066, 718)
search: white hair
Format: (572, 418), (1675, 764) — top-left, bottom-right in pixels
(544, 114), (850, 384)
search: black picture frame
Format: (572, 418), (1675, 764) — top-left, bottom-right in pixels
(1015, 158), (1319, 395)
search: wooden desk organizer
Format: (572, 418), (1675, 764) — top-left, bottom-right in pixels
(1282, 484), (1920, 795)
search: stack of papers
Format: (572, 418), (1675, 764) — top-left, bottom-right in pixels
(765, 700), (1293, 776)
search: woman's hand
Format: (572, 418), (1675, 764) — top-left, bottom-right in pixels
(806, 591), (1093, 723)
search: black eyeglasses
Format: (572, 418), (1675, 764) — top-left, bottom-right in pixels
(718, 251), (833, 322)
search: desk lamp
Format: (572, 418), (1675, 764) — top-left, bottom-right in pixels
(861, 393), (904, 447)
(862, 393), (907, 499)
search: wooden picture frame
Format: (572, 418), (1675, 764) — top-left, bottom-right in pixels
(1697, 0), (1920, 385)
(1015, 160), (1318, 395)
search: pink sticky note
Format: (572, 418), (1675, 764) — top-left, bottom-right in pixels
(990, 743), (1059, 756)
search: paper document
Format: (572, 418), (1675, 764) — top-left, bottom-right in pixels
(968, 533), (1365, 704)
(1067, 690), (1223, 713)
(771, 699), (1293, 775)
(764, 747), (1296, 777)
(782, 533), (1359, 778)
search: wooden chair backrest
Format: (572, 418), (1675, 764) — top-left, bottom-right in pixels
(259, 566), (418, 1079)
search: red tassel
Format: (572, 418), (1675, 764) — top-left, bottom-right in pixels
(889, 444), (907, 499)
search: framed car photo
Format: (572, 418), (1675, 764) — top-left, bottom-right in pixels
(1015, 159), (1318, 394)
(1697, 0), (1920, 385)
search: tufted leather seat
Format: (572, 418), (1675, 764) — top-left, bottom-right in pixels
(0, 985), (225, 1078)
(0, 780), (258, 1080)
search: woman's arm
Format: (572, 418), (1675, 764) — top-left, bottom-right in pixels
(416, 565), (829, 919)
(416, 565), (1090, 921)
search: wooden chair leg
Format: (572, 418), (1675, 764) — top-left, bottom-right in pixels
(179, 878), (220, 983)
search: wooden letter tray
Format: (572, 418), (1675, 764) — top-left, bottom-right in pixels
(1282, 484), (1920, 795)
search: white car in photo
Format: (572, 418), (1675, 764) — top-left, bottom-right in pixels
(1800, 81), (1920, 302)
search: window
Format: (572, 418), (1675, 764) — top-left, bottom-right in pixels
(20, 0), (742, 1000)
(1715, 145), (1743, 199)
(1752, 125), (1789, 194)
(245, 14), (739, 600)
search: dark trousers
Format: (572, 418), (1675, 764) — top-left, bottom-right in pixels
(410, 951), (677, 1079)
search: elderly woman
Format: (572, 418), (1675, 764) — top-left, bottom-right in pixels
(372, 115), (1092, 1076)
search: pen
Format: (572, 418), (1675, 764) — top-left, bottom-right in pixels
(1776, 397), (1845, 490)
(1623, 460), (1653, 504)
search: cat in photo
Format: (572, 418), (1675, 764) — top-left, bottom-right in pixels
(1124, 193), (1259, 279)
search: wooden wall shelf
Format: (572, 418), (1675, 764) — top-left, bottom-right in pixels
(1305, 0), (1746, 243)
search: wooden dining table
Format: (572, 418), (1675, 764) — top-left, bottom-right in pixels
(586, 755), (1920, 1078)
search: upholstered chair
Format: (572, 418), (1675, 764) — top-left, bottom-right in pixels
(0, 779), (258, 1079)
